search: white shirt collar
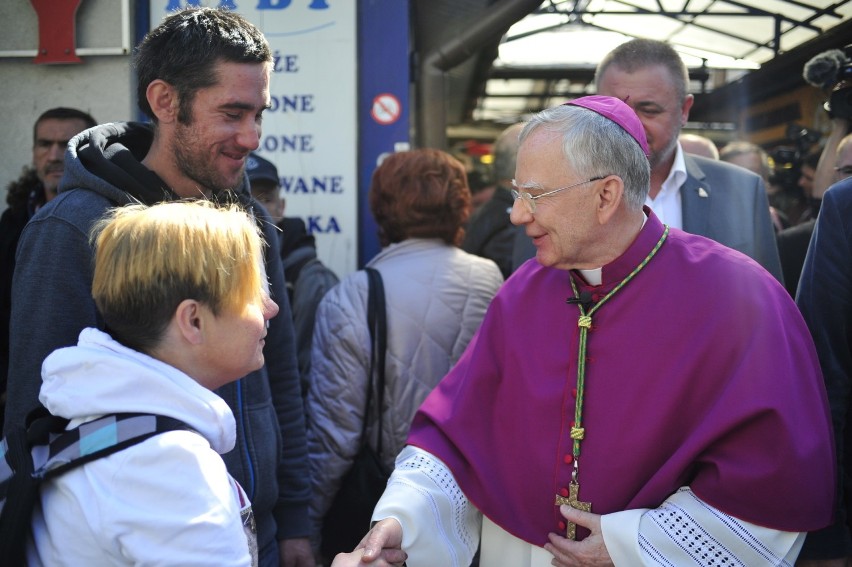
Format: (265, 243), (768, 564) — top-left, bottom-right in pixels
(644, 143), (687, 229)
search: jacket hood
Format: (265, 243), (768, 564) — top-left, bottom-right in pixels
(60, 121), (254, 208)
(279, 216), (316, 260)
(39, 328), (236, 454)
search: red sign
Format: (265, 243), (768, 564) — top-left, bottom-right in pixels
(370, 93), (401, 125)
(30, 0), (83, 64)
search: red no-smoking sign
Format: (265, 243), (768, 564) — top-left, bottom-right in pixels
(371, 93), (401, 125)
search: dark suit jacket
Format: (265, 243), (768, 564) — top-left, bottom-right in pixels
(512, 153), (784, 283)
(777, 218), (815, 298)
(796, 177), (852, 558)
(462, 185), (515, 279)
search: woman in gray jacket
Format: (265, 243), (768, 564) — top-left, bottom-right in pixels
(306, 149), (503, 561)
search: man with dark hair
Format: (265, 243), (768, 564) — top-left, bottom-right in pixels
(28, 107), (97, 204)
(5, 8), (313, 567)
(597, 39), (782, 281)
(512, 39), (784, 284)
(774, 148), (823, 228)
(0, 106), (96, 434)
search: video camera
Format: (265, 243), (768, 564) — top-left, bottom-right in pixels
(768, 124), (820, 192)
(803, 44), (852, 120)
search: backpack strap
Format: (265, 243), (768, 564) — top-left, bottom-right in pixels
(0, 411), (192, 565)
(1, 412), (193, 497)
(37, 413), (194, 480)
(363, 267), (387, 459)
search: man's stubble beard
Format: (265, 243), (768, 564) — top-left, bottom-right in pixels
(649, 129), (681, 173)
(171, 120), (242, 197)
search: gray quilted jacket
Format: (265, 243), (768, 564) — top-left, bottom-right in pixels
(305, 238), (502, 539)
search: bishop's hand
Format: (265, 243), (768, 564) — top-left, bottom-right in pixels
(545, 505), (613, 567)
(331, 518), (407, 567)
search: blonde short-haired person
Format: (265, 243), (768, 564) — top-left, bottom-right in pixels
(5, 10), (314, 564)
(29, 201), (278, 566)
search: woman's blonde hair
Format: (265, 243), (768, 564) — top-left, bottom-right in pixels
(90, 200), (265, 353)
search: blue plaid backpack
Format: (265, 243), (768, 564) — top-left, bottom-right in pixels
(0, 409), (190, 565)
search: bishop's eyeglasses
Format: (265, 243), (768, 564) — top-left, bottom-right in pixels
(511, 176), (606, 214)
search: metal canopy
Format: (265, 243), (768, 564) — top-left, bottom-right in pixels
(453, 0), (852, 132)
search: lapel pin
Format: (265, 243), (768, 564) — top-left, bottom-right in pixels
(698, 187), (709, 198)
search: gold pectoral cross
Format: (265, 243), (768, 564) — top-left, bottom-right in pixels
(554, 481), (591, 540)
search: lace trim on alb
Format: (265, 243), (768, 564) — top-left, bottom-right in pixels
(397, 449), (479, 552)
(638, 487), (794, 567)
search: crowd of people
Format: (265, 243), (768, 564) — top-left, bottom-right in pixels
(0, 5), (850, 567)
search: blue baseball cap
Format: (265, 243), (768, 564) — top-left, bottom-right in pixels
(246, 153), (279, 184)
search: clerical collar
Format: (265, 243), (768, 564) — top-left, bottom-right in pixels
(578, 268), (602, 286)
(577, 212), (648, 286)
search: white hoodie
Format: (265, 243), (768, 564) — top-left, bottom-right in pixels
(28, 328), (255, 566)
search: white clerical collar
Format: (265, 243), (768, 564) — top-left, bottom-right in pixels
(579, 267), (603, 286)
(578, 213), (648, 286)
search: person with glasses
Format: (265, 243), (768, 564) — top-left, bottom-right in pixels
(330, 95), (834, 567)
(512, 39), (783, 284)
